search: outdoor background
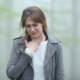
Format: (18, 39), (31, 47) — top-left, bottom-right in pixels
(0, 0), (80, 80)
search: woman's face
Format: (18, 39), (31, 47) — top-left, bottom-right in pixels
(25, 17), (43, 39)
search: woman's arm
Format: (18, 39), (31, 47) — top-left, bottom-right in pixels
(55, 42), (65, 80)
(6, 40), (33, 79)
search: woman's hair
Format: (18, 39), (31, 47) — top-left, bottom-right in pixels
(19, 6), (48, 42)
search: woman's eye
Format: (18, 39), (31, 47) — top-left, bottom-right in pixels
(33, 24), (38, 26)
(25, 25), (30, 27)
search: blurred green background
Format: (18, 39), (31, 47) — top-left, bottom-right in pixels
(0, 0), (80, 80)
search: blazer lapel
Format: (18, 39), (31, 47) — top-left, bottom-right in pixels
(44, 33), (59, 67)
(44, 41), (56, 67)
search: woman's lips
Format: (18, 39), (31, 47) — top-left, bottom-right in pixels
(31, 32), (36, 35)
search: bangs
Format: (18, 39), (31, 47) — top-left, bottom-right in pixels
(29, 14), (42, 23)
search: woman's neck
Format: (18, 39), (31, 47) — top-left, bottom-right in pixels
(31, 33), (46, 42)
(39, 34), (46, 42)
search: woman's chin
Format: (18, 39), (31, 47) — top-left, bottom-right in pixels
(31, 35), (39, 39)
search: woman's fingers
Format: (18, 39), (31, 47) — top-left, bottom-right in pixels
(37, 37), (42, 43)
(24, 36), (42, 51)
(38, 41), (41, 46)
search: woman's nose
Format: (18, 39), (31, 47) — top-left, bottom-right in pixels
(31, 27), (35, 32)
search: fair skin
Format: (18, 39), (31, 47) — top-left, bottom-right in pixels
(25, 17), (46, 51)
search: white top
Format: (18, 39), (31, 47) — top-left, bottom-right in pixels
(25, 40), (48, 80)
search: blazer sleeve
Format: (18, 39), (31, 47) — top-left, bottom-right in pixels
(55, 42), (65, 80)
(6, 40), (32, 79)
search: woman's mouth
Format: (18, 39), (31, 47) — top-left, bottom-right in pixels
(31, 32), (36, 35)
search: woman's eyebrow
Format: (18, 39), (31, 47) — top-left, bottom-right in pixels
(25, 23), (37, 25)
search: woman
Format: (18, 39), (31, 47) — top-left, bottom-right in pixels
(6, 6), (65, 80)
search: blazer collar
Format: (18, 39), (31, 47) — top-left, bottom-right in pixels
(47, 32), (61, 43)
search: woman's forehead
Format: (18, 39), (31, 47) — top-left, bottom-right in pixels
(25, 17), (36, 24)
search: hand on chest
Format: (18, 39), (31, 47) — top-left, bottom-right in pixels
(32, 41), (48, 67)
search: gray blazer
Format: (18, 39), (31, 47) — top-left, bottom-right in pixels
(6, 33), (65, 80)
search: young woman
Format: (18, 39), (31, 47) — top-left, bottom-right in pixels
(6, 6), (65, 80)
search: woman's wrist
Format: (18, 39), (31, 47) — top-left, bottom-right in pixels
(25, 48), (35, 58)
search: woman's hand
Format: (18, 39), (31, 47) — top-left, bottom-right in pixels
(25, 37), (42, 51)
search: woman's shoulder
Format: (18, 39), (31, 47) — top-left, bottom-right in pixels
(13, 36), (22, 40)
(47, 33), (61, 43)
(13, 36), (24, 44)
(53, 37), (61, 43)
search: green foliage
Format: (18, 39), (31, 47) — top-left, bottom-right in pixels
(41, 7), (50, 13)
(0, 6), (20, 16)
(55, 36), (80, 46)
(0, 29), (11, 36)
